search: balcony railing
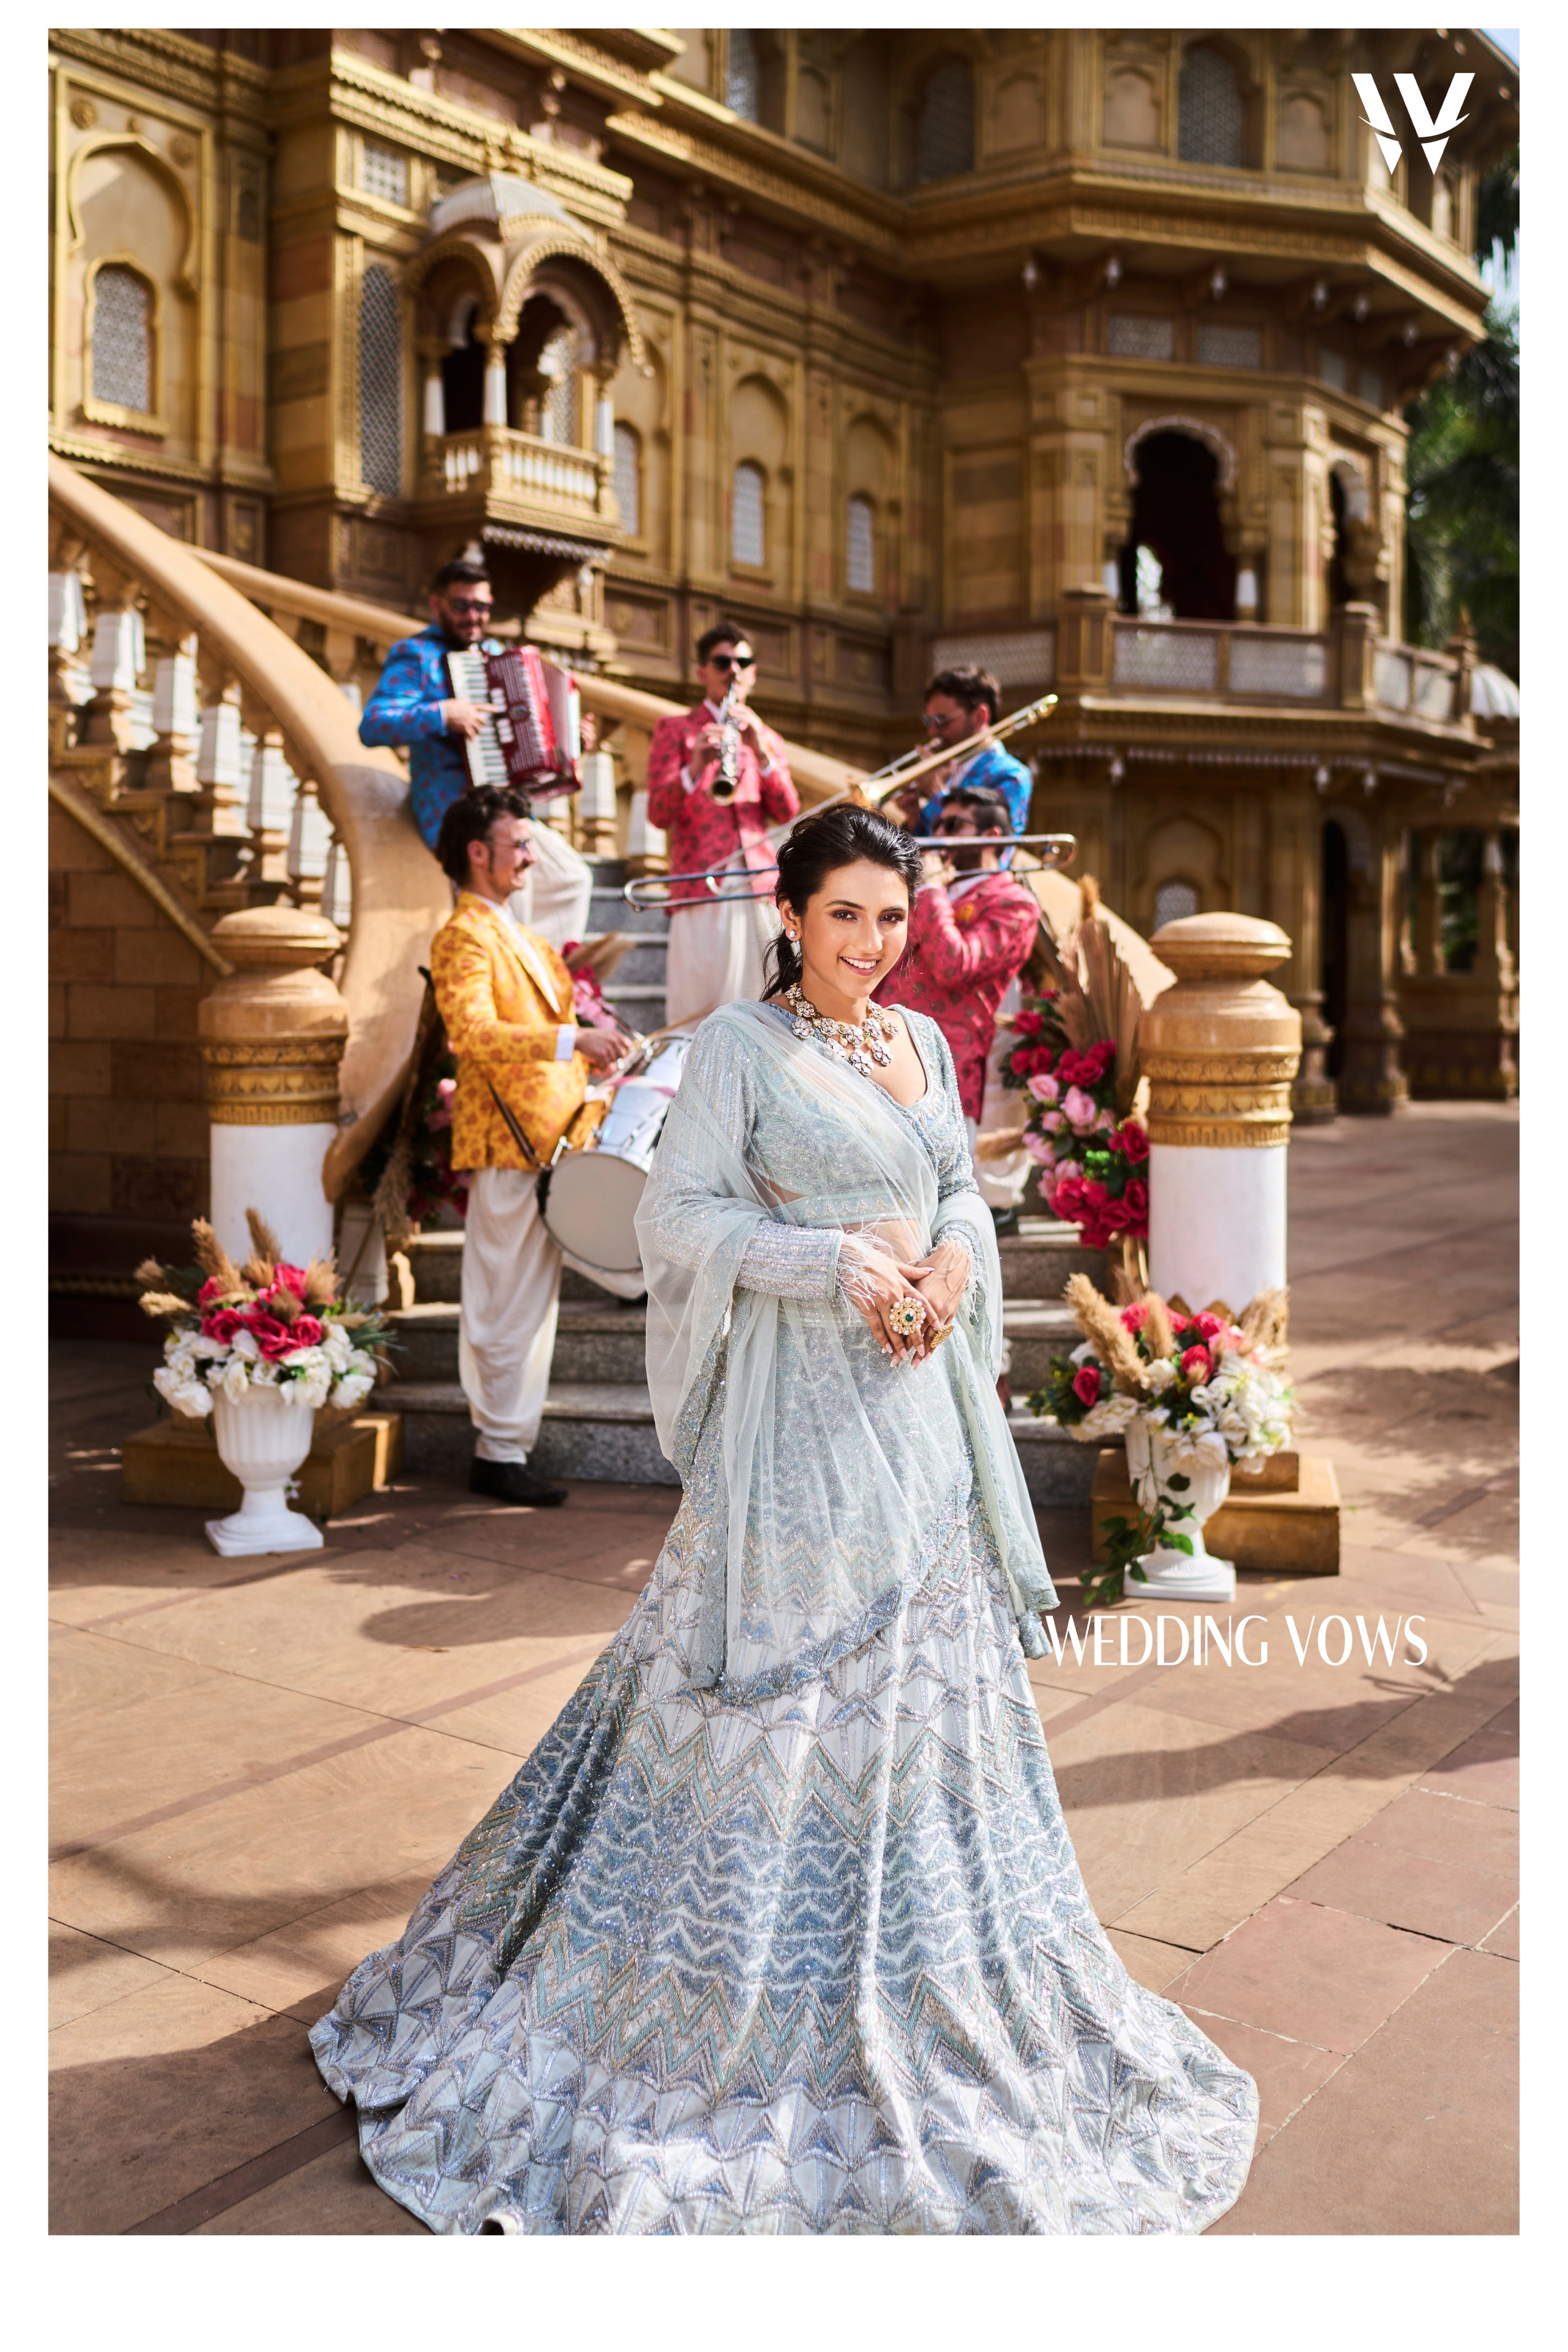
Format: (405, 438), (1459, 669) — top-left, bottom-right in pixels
(421, 427), (619, 529)
(1113, 619), (1333, 701)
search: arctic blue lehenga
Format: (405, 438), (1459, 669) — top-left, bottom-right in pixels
(312, 1002), (1257, 2232)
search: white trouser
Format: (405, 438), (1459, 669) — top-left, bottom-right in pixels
(663, 852), (780, 1026)
(459, 1168), (562, 1462)
(971, 981), (1030, 1212)
(510, 820), (593, 952)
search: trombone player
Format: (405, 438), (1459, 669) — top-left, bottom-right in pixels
(885, 663), (1034, 840)
(645, 620), (800, 1027)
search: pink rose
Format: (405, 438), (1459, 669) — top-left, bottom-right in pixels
(1071, 1364), (1102, 1408)
(245, 1311), (297, 1363)
(1094, 1106), (1116, 1130)
(1118, 1120), (1150, 1165)
(289, 1315), (325, 1350)
(1053, 1159), (1083, 1185)
(1193, 1311), (1226, 1342)
(1120, 1301), (1148, 1332)
(198, 1276), (229, 1308)
(1022, 1131), (1056, 1166)
(1180, 1345), (1213, 1383)
(1038, 1108), (1066, 1134)
(1027, 1071), (1061, 1104)
(272, 1264), (308, 1299)
(1062, 1085), (1098, 1128)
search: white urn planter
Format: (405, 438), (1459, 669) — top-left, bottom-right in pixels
(1123, 1420), (1236, 1603)
(206, 1387), (325, 1557)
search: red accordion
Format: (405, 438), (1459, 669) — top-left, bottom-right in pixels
(447, 644), (581, 800)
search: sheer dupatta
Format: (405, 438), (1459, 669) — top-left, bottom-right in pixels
(637, 1001), (1054, 1699)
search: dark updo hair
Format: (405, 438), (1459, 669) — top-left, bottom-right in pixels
(762, 803), (923, 998)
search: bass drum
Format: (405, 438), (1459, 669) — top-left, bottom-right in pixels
(537, 1036), (691, 1293)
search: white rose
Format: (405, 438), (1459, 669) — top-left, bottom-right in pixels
(344, 1350), (376, 1382)
(250, 1358), (280, 1386)
(331, 1370), (374, 1411)
(287, 1366), (330, 1409)
(1143, 1358), (1176, 1394)
(322, 1321), (352, 1369)
(229, 1327), (260, 1363)
(191, 1334), (227, 1362)
(1068, 1339), (1096, 1367)
(221, 1355), (250, 1402)
(1078, 1392), (1138, 1440)
(153, 1365), (211, 1419)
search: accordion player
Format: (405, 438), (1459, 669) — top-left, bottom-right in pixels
(446, 643), (581, 801)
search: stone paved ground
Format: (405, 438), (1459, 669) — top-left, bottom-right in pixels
(49, 1102), (1518, 2236)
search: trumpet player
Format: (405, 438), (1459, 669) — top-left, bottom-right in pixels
(645, 621), (800, 1027)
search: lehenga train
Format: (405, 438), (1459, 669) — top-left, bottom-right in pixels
(311, 1004), (1256, 2232)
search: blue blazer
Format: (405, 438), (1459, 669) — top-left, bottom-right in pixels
(916, 741), (1033, 837)
(360, 627), (499, 849)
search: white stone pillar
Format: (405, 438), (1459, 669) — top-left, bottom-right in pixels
(199, 907), (348, 1269)
(1141, 913), (1302, 1317)
(483, 347), (508, 426)
(579, 748), (619, 854)
(594, 393), (615, 456)
(623, 787), (666, 875)
(423, 364), (446, 438)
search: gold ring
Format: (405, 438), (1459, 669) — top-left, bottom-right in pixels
(887, 1297), (925, 1339)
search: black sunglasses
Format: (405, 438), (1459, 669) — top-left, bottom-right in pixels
(709, 650), (756, 672)
(444, 596), (493, 615)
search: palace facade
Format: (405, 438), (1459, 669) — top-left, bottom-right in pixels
(50, 26), (1518, 1126)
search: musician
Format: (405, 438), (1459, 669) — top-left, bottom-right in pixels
(885, 664), (1033, 840)
(428, 785), (622, 1508)
(360, 557), (592, 949)
(872, 783), (1040, 1223)
(644, 621), (800, 1026)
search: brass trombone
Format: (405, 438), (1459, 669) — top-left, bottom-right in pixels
(624, 832), (1077, 912)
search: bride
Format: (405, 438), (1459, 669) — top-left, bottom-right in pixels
(312, 803), (1257, 2233)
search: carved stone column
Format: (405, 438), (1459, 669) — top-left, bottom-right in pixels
(1338, 826), (1410, 1115)
(1141, 913), (1302, 1313)
(199, 906), (348, 1265)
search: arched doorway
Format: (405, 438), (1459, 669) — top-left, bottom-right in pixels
(1117, 430), (1236, 620)
(1327, 468), (1350, 609)
(441, 298), (486, 433)
(1321, 819), (1350, 1079)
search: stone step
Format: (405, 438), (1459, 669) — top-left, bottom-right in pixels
(387, 1297), (648, 1386)
(382, 1377), (677, 1485)
(586, 889), (668, 939)
(1005, 1409), (1099, 1506)
(598, 939), (667, 986)
(997, 1220), (1108, 1299)
(401, 1229), (629, 1307)
(1000, 1300), (1080, 1389)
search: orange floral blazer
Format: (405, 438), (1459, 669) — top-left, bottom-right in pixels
(430, 892), (587, 1171)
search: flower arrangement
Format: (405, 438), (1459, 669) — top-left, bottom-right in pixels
(1028, 1276), (1293, 1608)
(1030, 1275), (1293, 1465)
(1002, 997), (1149, 1249)
(136, 1210), (389, 1420)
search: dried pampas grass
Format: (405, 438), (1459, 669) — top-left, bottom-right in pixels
(1239, 1286), (1290, 1355)
(137, 1290), (190, 1320)
(1064, 1273), (1150, 1394)
(190, 1220), (242, 1296)
(303, 1255), (339, 1306)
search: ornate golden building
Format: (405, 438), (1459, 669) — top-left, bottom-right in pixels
(50, 25), (1518, 1136)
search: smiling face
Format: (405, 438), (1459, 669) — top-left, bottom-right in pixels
(779, 856), (911, 1013)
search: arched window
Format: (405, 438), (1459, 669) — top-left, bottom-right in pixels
(1154, 879), (1201, 930)
(727, 31), (760, 121)
(1178, 44), (1243, 167)
(915, 59), (975, 183)
(732, 461), (765, 567)
(613, 421), (642, 535)
(537, 326), (578, 445)
(92, 265), (153, 412)
(359, 264), (402, 495)
(846, 494), (875, 594)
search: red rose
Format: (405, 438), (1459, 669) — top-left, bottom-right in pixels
(198, 1276), (229, 1308)
(245, 1311), (297, 1362)
(202, 1308), (246, 1344)
(1117, 1120), (1150, 1165)
(1071, 1364), (1102, 1408)
(272, 1264), (308, 1298)
(1180, 1345), (1213, 1383)
(1013, 1009), (1044, 1039)
(1099, 1198), (1132, 1233)
(1193, 1311), (1226, 1342)
(1122, 1178), (1149, 1226)
(1056, 1049), (1084, 1087)
(1080, 1179), (1108, 1205)
(287, 1315), (325, 1351)
(1120, 1301), (1149, 1332)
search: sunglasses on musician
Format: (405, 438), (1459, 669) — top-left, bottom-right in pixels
(443, 596), (493, 616)
(709, 651), (756, 672)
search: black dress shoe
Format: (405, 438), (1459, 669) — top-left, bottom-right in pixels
(990, 1206), (1021, 1239)
(468, 1459), (569, 1507)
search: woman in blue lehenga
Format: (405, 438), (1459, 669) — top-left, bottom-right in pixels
(312, 804), (1257, 2233)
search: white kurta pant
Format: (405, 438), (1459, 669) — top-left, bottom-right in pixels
(972, 977), (1030, 1212)
(663, 852), (781, 1027)
(509, 820), (593, 952)
(459, 1168), (562, 1463)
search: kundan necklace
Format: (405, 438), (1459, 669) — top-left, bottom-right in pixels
(782, 981), (896, 1077)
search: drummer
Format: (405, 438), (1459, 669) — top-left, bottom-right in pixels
(429, 785), (622, 1510)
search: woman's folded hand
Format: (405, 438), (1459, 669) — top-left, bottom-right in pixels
(837, 1233), (933, 1364)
